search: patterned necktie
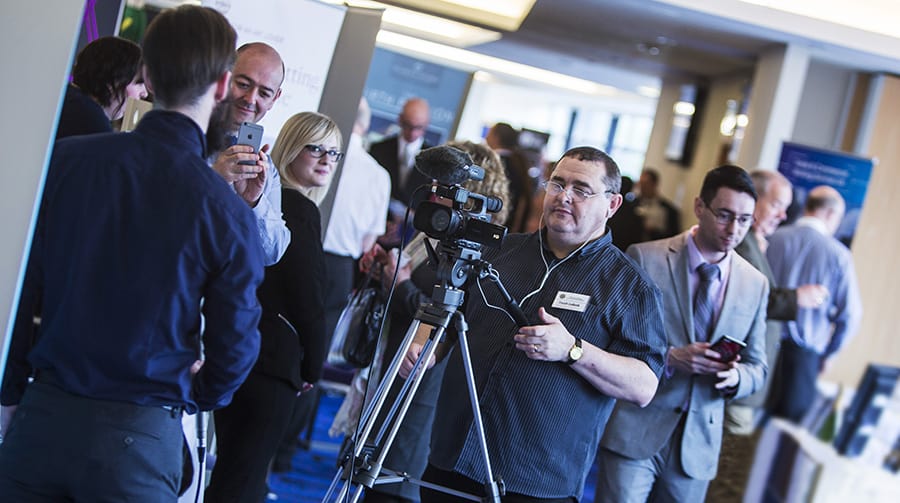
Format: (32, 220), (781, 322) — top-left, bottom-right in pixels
(693, 263), (720, 342)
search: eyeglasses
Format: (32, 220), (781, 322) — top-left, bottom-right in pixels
(304, 144), (344, 162)
(705, 205), (754, 227)
(542, 180), (613, 203)
(399, 120), (427, 132)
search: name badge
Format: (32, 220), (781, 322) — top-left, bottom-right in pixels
(551, 291), (590, 312)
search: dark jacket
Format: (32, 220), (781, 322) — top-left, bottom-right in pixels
(254, 189), (328, 389)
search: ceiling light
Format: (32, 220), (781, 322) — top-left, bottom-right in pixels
(326, 1), (501, 47)
(738, 0), (898, 39)
(380, 0), (536, 31)
(638, 86), (662, 98)
(376, 31), (618, 96)
(380, 6), (501, 46)
(673, 101), (695, 116)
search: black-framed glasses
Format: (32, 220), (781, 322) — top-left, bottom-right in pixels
(541, 180), (612, 203)
(705, 205), (754, 227)
(304, 144), (344, 162)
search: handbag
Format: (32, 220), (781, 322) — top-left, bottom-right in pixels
(328, 265), (385, 368)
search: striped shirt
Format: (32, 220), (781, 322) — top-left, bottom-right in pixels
(429, 229), (667, 499)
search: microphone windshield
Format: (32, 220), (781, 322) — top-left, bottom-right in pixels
(415, 146), (485, 185)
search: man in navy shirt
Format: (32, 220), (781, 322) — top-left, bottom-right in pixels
(403, 146), (667, 502)
(0, 6), (264, 501)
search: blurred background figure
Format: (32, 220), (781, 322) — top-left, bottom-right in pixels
(370, 97), (433, 211)
(57, 36), (147, 140)
(766, 185), (863, 424)
(607, 175), (642, 251)
(708, 170), (829, 501)
(322, 98), (392, 343)
(206, 112), (341, 502)
(370, 97), (433, 249)
(485, 122), (534, 232)
(635, 167), (681, 241)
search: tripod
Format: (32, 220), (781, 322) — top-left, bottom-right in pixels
(322, 242), (515, 503)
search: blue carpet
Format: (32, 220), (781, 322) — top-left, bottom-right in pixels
(267, 391), (600, 503)
(268, 389), (346, 503)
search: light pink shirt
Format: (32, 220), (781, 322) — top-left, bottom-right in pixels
(686, 226), (732, 335)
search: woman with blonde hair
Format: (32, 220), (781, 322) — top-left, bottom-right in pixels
(269, 112), (343, 204)
(206, 111), (343, 502)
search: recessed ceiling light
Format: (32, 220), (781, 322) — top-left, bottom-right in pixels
(379, 0), (537, 31)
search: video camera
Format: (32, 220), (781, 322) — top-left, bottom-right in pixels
(411, 146), (507, 250)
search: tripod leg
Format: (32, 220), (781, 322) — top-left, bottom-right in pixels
(325, 311), (454, 503)
(455, 314), (503, 503)
(354, 326), (446, 488)
(353, 319), (425, 455)
(365, 327), (445, 476)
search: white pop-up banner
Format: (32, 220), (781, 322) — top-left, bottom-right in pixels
(204, 0), (346, 146)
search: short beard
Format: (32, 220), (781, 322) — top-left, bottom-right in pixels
(206, 99), (234, 156)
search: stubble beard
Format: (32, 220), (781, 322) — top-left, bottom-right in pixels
(206, 99), (234, 156)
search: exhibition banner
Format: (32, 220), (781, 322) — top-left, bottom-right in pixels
(204, 0), (345, 146)
(364, 48), (472, 146)
(777, 142), (874, 247)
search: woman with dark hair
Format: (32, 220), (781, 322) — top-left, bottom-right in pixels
(56, 36), (147, 139)
(206, 111), (342, 502)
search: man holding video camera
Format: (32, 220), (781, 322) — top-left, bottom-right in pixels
(405, 146), (667, 502)
(596, 165), (768, 502)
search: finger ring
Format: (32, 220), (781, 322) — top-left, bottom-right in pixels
(532, 344), (539, 353)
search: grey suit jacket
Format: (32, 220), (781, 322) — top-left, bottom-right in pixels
(600, 232), (768, 480)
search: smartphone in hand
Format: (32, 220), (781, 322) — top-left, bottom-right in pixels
(236, 122), (264, 165)
(710, 335), (746, 363)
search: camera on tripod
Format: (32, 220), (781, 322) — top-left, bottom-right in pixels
(411, 146), (508, 250)
(324, 145), (515, 503)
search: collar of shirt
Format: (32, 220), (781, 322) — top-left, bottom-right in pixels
(538, 226), (614, 264)
(398, 136), (423, 161)
(795, 215), (829, 235)
(348, 132), (365, 153)
(686, 226), (732, 275)
(136, 110), (209, 159)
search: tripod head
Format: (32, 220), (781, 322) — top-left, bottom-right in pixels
(423, 237), (529, 328)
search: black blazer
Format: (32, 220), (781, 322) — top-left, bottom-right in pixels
(253, 189), (328, 389)
(369, 135), (433, 207)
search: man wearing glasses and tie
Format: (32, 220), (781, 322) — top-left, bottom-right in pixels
(597, 165), (769, 503)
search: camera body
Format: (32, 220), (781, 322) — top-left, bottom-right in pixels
(413, 184), (506, 250)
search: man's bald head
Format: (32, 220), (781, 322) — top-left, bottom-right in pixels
(398, 97), (430, 143)
(804, 185), (845, 235)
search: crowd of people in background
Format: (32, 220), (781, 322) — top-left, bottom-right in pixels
(0, 5), (864, 503)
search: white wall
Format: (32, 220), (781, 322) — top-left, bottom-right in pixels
(792, 60), (856, 149)
(0, 2), (83, 378)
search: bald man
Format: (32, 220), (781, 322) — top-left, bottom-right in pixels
(766, 185), (863, 423)
(211, 42), (290, 265)
(369, 97), (433, 208)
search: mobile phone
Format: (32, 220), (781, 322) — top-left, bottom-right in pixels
(710, 335), (747, 362)
(236, 122), (264, 165)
